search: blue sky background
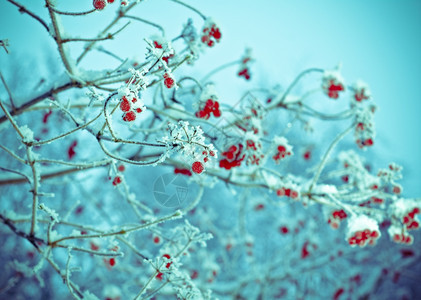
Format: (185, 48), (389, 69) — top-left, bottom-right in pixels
(0, 0), (420, 197)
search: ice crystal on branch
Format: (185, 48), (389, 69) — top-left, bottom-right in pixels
(162, 121), (217, 174)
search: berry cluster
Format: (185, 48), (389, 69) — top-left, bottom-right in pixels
(156, 254), (173, 281)
(93, 0), (114, 10)
(352, 80), (371, 103)
(402, 207), (420, 230)
(112, 176), (122, 186)
(119, 94), (146, 122)
(163, 72), (175, 89)
(354, 106), (375, 149)
(219, 144), (245, 170)
(153, 40), (174, 65)
(272, 137), (292, 164)
(322, 70), (345, 99)
(392, 233), (414, 245)
(245, 138), (264, 166)
(328, 209), (348, 229)
(237, 48), (253, 80)
(191, 150), (215, 174)
(348, 229), (380, 247)
(276, 187), (299, 199)
(163, 121), (217, 175)
(347, 215), (380, 247)
(389, 224), (414, 245)
(201, 19), (221, 47)
(195, 99), (221, 119)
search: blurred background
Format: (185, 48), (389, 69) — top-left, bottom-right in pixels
(1, 0), (420, 197)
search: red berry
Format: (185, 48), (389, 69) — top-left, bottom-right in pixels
(120, 97), (131, 112)
(93, 0), (106, 10)
(109, 258), (115, 266)
(90, 242), (99, 251)
(68, 140), (78, 160)
(192, 161), (204, 174)
(123, 111), (136, 122)
(153, 236), (160, 244)
(107, 0), (114, 2)
(163, 73), (175, 88)
(42, 110), (53, 124)
(280, 226), (289, 234)
(118, 165), (125, 172)
(153, 41), (162, 49)
(112, 176), (122, 186)
(174, 168), (192, 176)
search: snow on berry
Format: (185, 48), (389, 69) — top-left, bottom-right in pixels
(272, 136), (293, 163)
(242, 132), (265, 166)
(352, 80), (371, 103)
(346, 215), (380, 247)
(103, 285), (121, 300)
(322, 69), (345, 99)
(390, 198), (420, 232)
(195, 84), (221, 119)
(219, 143), (246, 170)
(118, 85), (146, 123)
(201, 18), (222, 47)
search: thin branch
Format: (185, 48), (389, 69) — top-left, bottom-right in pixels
(0, 71), (16, 111)
(274, 68), (324, 107)
(0, 81), (79, 125)
(6, 0), (50, 33)
(0, 97), (24, 139)
(61, 22), (130, 43)
(32, 110), (103, 146)
(308, 124), (354, 194)
(50, 6), (96, 16)
(51, 210), (182, 244)
(0, 166), (31, 184)
(45, 0), (75, 74)
(76, 2), (139, 64)
(0, 144), (27, 164)
(124, 15), (165, 35)
(169, 0), (206, 20)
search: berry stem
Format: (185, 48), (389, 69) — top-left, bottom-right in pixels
(169, 0), (207, 20)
